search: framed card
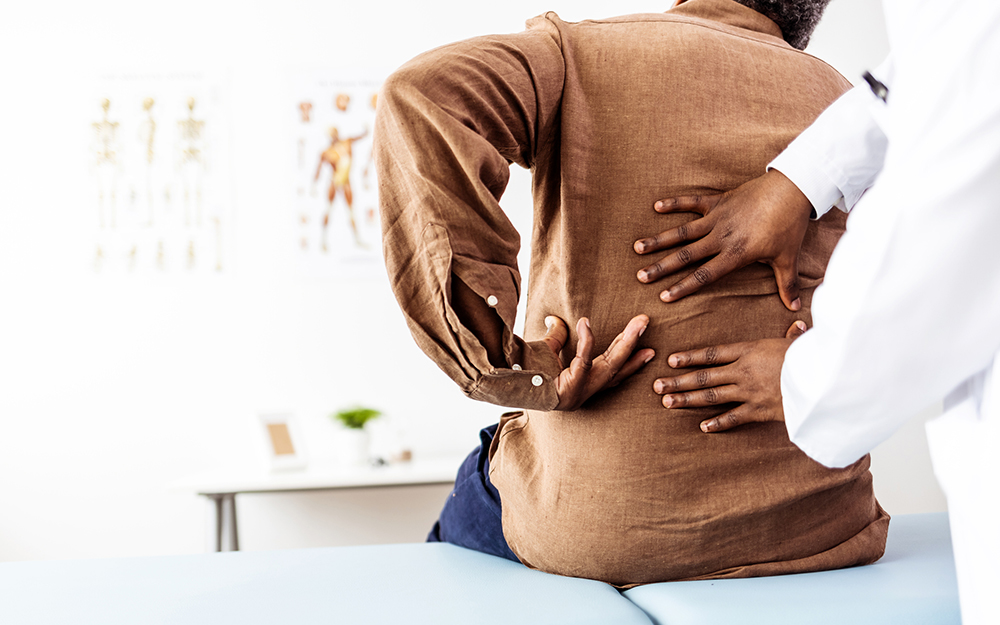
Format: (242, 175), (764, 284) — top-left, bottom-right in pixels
(259, 413), (307, 471)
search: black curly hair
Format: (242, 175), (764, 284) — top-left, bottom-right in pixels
(736, 0), (833, 49)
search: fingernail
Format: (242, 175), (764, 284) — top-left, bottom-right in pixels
(795, 320), (807, 332)
(700, 421), (712, 433)
(660, 290), (672, 302)
(653, 380), (664, 393)
(584, 318), (591, 331)
(654, 201), (663, 210)
(668, 355), (679, 368)
(791, 298), (801, 311)
(637, 270), (648, 282)
(663, 395), (673, 408)
(644, 352), (655, 364)
(545, 316), (556, 329)
(639, 322), (648, 337)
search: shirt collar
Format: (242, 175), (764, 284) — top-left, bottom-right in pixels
(667, 0), (786, 43)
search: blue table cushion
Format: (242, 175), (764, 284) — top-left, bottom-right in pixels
(0, 542), (652, 625)
(0, 513), (958, 624)
(623, 512), (960, 625)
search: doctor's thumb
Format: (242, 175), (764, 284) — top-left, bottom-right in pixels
(786, 320), (808, 340)
(772, 259), (801, 312)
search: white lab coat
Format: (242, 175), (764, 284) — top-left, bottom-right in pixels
(770, 1), (1000, 622)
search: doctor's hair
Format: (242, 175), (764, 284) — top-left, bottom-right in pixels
(735, 0), (833, 50)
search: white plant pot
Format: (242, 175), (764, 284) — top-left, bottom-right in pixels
(335, 428), (370, 466)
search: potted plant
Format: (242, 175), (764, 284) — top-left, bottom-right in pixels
(330, 406), (381, 466)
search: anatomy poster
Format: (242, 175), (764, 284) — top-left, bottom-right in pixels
(87, 72), (233, 276)
(289, 70), (383, 277)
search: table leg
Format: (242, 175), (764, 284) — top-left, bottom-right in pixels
(227, 493), (239, 551)
(206, 494), (239, 552)
(212, 495), (224, 552)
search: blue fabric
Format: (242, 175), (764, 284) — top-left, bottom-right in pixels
(427, 423), (520, 562)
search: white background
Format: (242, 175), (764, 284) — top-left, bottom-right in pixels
(0, 0), (942, 562)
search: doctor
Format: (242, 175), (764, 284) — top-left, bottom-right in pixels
(631, 0), (1000, 622)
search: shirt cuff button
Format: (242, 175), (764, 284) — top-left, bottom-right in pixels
(531, 375), (543, 387)
(512, 364), (522, 371)
(487, 295), (499, 307)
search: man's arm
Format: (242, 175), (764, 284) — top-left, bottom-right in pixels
(376, 27), (652, 411)
(634, 64), (892, 310)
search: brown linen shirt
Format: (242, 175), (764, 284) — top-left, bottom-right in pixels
(376, 0), (889, 587)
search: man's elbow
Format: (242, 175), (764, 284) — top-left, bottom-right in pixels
(378, 49), (449, 120)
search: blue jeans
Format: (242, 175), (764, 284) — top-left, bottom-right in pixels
(426, 423), (520, 562)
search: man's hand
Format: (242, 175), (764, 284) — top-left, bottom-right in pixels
(542, 314), (655, 411)
(654, 321), (807, 432)
(633, 169), (814, 311)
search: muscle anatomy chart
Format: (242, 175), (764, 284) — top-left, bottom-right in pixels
(290, 70), (383, 277)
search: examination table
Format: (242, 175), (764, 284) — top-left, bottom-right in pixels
(0, 513), (959, 624)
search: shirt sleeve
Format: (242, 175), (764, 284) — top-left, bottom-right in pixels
(780, 19), (1000, 467)
(769, 57), (893, 219)
(374, 24), (566, 410)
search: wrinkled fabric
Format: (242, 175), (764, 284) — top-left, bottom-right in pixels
(376, 0), (887, 586)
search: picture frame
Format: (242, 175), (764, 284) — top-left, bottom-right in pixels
(259, 413), (308, 471)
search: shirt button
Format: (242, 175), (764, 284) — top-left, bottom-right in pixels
(512, 364), (522, 371)
(531, 375), (543, 387)
(487, 295), (498, 307)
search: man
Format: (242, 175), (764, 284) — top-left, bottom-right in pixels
(375, 0), (887, 586)
(635, 0), (999, 619)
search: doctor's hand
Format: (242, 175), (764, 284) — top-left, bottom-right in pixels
(654, 320), (807, 432)
(633, 169), (813, 311)
(542, 314), (655, 411)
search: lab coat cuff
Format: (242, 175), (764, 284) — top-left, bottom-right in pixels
(781, 357), (863, 469)
(768, 154), (844, 221)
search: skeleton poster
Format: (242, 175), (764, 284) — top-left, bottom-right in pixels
(87, 72), (232, 276)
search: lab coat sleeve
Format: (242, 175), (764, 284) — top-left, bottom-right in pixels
(375, 26), (566, 410)
(780, 7), (1000, 467)
(769, 58), (893, 219)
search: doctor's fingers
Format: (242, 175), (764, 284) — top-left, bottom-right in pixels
(667, 341), (748, 369)
(658, 384), (741, 409)
(653, 364), (734, 395)
(786, 319), (808, 339)
(699, 405), (777, 433)
(634, 215), (714, 256)
(659, 252), (753, 303)
(653, 194), (722, 217)
(636, 237), (717, 285)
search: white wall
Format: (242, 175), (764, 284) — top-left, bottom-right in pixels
(0, 0), (941, 563)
